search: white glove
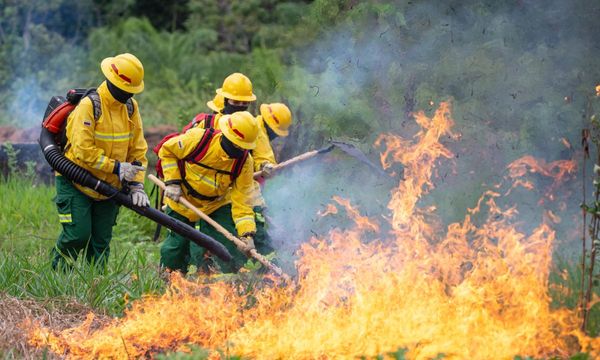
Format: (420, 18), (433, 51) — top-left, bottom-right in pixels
(164, 184), (182, 202)
(260, 162), (275, 178)
(117, 162), (145, 182)
(129, 184), (150, 207)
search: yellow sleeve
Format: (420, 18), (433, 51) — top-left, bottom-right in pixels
(158, 128), (206, 183)
(231, 155), (257, 235)
(253, 125), (277, 171)
(126, 99), (148, 183)
(67, 97), (117, 173)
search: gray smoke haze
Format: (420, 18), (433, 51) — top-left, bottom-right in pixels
(264, 0), (599, 262)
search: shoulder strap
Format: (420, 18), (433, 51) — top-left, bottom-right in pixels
(177, 128), (216, 185)
(180, 129), (247, 181)
(230, 151), (249, 180)
(126, 99), (135, 118)
(184, 128), (217, 164)
(85, 89), (135, 121)
(85, 89), (102, 122)
(205, 114), (216, 129)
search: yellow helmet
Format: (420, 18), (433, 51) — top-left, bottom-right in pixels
(206, 93), (224, 113)
(101, 53), (144, 94)
(219, 111), (258, 150)
(216, 73), (256, 102)
(260, 103), (292, 137)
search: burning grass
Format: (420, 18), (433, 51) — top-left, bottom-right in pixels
(28, 102), (600, 359)
(0, 295), (108, 359)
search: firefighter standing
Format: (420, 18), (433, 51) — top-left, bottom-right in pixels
(52, 53), (150, 269)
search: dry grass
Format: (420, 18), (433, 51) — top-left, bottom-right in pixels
(0, 294), (108, 359)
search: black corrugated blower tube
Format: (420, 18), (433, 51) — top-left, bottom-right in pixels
(39, 127), (232, 262)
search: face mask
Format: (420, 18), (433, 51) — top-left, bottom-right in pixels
(220, 135), (245, 159)
(265, 122), (279, 141)
(106, 80), (133, 104)
(222, 99), (248, 114)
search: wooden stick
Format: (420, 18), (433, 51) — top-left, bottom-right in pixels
(253, 145), (334, 179)
(148, 174), (289, 280)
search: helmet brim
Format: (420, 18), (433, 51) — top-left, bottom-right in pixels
(206, 100), (221, 113)
(219, 115), (257, 150)
(216, 88), (256, 102)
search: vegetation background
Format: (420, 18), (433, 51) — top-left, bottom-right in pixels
(1, 0), (600, 358)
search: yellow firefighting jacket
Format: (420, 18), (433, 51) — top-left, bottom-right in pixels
(63, 81), (148, 200)
(194, 113), (275, 208)
(159, 127), (257, 235)
(253, 115), (277, 171)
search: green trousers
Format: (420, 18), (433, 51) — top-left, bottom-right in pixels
(51, 176), (120, 269)
(160, 205), (273, 274)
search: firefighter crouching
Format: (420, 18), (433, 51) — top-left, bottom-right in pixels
(158, 111), (262, 274)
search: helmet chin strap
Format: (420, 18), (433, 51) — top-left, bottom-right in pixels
(106, 79), (133, 104)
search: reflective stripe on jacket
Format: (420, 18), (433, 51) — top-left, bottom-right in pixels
(63, 81), (148, 200)
(158, 127), (256, 235)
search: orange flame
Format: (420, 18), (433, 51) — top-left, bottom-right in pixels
(506, 155), (577, 204)
(317, 203), (338, 217)
(29, 102), (600, 359)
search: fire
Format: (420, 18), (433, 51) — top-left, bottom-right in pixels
(506, 155), (577, 203)
(317, 203), (338, 217)
(29, 102), (600, 358)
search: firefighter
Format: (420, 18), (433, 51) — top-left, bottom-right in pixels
(218, 72), (256, 115)
(248, 103), (293, 257)
(253, 103), (293, 177)
(193, 73), (257, 130)
(52, 53), (149, 269)
(159, 111), (260, 274)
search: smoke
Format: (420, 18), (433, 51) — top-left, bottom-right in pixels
(264, 0), (600, 261)
(264, 150), (392, 270)
(0, 2), (93, 128)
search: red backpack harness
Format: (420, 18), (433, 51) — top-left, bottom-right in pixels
(153, 113), (249, 201)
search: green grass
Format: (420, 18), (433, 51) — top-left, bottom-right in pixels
(550, 257), (600, 337)
(0, 176), (165, 316)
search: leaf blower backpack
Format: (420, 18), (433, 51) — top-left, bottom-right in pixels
(42, 88), (134, 151)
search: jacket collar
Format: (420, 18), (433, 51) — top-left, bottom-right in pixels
(97, 81), (123, 108)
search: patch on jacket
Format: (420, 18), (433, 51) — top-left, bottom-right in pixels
(178, 140), (183, 149)
(83, 120), (92, 126)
